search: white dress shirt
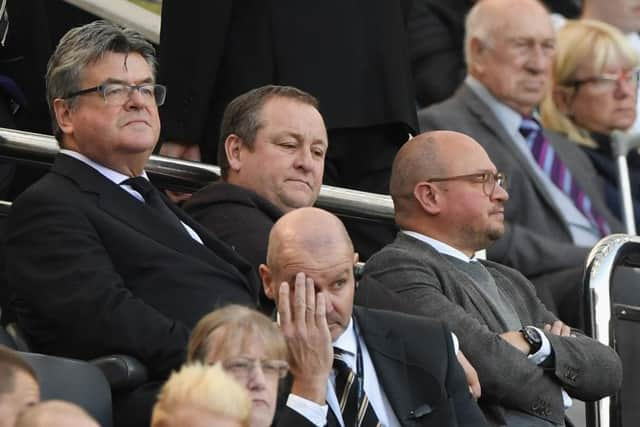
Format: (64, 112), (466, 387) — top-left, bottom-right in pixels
(60, 149), (203, 244)
(286, 318), (401, 427)
(465, 75), (600, 247)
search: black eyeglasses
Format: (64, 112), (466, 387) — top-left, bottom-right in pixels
(427, 171), (507, 197)
(63, 83), (167, 106)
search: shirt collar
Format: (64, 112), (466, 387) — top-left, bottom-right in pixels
(465, 75), (531, 138)
(332, 318), (356, 357)
(60, 149), (148, 183)
(402, 230), (474, 263)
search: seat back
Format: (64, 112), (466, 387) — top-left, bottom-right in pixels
(20, 352), (113, 427)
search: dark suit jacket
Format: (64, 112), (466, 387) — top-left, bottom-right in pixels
(358, 233), (623, 425)
(158, 0), (418, 162)
(418, 83), (623, 326)
(4, 154), (259, 380)
(183, 182), (283, 269)
(183, 182), (282, 312)
(276, 306), (488, 427)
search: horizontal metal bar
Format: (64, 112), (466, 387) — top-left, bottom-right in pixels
(0, 128), (395, 221)
(62, 0), (160, 44)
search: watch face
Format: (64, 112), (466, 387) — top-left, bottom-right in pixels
(522, 327), (542, 353)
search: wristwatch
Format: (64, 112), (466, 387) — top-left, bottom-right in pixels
(520, 326), (542, 354)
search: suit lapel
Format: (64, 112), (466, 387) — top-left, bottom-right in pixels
(396, 234), (509, 333)
(354, 306), (445, 426)
(52, 155), (255, 297)
(459, 85), (567, 222)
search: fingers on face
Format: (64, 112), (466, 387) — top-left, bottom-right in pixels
(293, 272), (307, 324)
(278, 282), (292, 328)
(305, 276), (316, 325)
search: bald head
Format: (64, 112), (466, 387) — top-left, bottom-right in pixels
(390, 131), (508, 254)
(15, 400), (98, 427)
(391, 131), (487, 219)
(261, 207), (357, 341)
(266, 207), (353, 273)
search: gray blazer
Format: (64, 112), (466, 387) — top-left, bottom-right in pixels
(357, 232), (623, 426)
(418, 83), (622, 280)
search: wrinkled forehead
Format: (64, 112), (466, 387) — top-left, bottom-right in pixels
(492, 6), (554, 42)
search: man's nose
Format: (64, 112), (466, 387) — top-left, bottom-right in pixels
(124, 88), (147, 108)
(492, 182), (509, 201)
(293, 147), (314, 171)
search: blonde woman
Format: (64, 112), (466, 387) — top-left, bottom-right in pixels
(151, 363), (251, 427)
(187, 305), (288, 427)
(541, 19), (640, 223)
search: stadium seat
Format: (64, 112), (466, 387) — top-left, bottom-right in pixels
(20, 351), (113, 427)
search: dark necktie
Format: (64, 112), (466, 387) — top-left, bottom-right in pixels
(519, 117), (610, 237)
(333, 348), (381, 427)
(120, 177), (187, 235)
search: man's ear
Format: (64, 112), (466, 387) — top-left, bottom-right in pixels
(224, 134), (245, 173)
(468, 37), (487, 75)
(258, 264), (276, 301)
(53, 98), (74, 137)
(414, 182), (441, 215)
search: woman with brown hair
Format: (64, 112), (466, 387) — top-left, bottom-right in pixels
(187, 305), (288, 427)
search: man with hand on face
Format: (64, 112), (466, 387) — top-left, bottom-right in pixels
(259, 207), (487, 427)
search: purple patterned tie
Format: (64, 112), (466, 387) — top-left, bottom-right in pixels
(519, 117), (610, 237)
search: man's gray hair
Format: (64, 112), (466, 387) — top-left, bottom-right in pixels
(45, 20), (157, 144)
(463, 1), (496, 69)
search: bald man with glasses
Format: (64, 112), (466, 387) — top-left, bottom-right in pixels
(358, 131), (622, 427)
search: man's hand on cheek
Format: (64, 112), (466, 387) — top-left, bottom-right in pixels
(278, 272), (333, 404)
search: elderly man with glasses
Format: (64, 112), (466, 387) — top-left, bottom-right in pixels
(358, 130), (623, 427)
(418, 0), (624, 329)
(3, 21), (260, 427)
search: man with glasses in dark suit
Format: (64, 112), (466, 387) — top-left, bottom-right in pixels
(4, 20), (259, 427)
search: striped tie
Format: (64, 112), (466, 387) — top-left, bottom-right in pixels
(333, 349), (381, 427)
(519, 117), (610, 237)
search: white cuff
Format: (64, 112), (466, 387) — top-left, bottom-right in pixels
(562, 389), (573, 409)
(527, 326), (551, 365)
(286, 393), (328, 426)
(451, 332), (460, 354)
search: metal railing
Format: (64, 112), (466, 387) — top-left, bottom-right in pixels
(62, 0), (160, 43)
(0, 128), (394, 222)
(584, 234), (640, 427)
(611, 131), (640, 235)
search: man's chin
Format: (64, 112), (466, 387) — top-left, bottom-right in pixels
(487, 227), (505, 243)
(328, 323), (346, 342)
